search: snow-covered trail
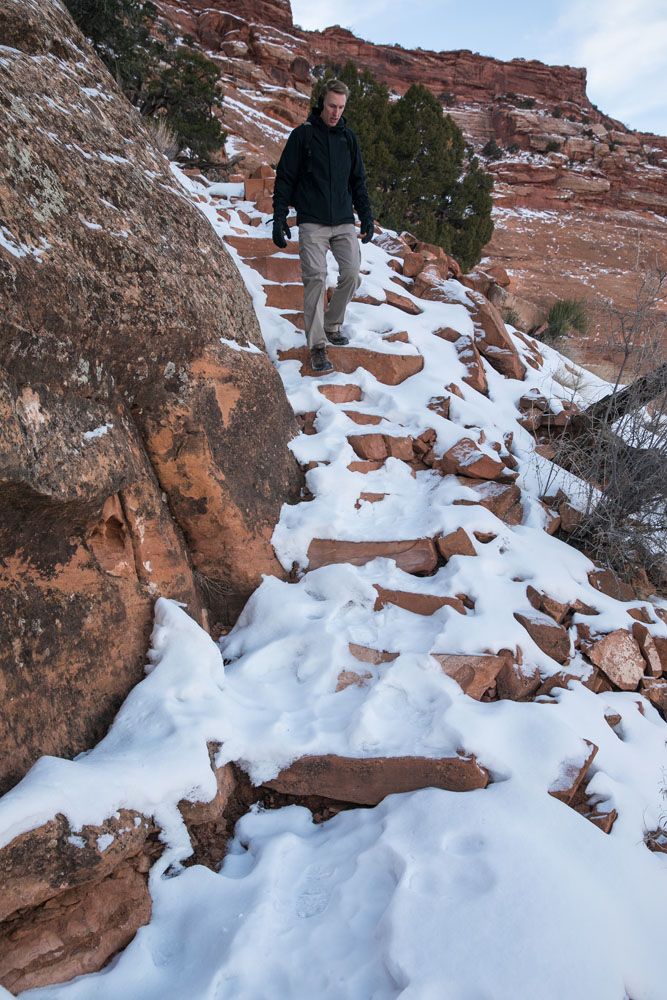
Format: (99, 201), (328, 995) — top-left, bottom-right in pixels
(7, 169), (667, 999)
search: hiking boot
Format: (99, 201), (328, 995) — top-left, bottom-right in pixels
(326, 330), (349, 346)
(310, 346), (333, 373)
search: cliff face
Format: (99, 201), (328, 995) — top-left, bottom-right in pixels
(0, 0), (302, 793)
(157, 0), (667, 327)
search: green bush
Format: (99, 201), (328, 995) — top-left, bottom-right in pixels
(63, 0), (225, 160)
(545, 139), (561, 153)
(544, 299), (589, 341)
(481, 138), (503, 160)
(313, 67), (494, 271)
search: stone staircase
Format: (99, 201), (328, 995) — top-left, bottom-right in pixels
(210, 166), (667, 822)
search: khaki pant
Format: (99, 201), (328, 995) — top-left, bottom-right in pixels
(298, 223), (361, 349)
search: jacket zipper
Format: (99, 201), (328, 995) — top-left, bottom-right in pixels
(328, 130), (333, 225)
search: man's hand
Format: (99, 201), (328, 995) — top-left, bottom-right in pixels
(360, 218), (374, 244)
(272, 218), (291, 249)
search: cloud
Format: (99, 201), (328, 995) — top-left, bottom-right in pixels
(558, 0), (667, 132)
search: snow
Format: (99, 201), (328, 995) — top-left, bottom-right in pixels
(19, 785), (667, 1000)
(219, 336), (263, 354)
(4, 167), (667, 1000)
(82, 422), (112, 441)
(0, 226), (48, 261)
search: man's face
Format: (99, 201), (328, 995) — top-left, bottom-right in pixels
(322, 90), (347, 127)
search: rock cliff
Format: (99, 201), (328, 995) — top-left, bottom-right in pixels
(0, 0), (302, 793)
(156, 0), (667, 333)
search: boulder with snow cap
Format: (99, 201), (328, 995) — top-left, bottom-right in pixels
(588, 630), (646, 690)
(263, 752), (489, 804)
(514, 609), (571, 664)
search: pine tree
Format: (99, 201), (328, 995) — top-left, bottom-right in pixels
(63, 0), (157, 100)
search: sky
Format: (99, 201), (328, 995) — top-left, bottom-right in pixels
(290, 0), (667, 136)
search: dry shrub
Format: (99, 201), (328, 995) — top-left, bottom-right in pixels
(541, 269), (667, 591)
(147, 116), (180, 160)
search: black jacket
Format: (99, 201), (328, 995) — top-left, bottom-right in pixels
(273, 110), (372, 227)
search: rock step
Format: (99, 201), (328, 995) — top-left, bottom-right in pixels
(344, 411), (384, 426)
(225, 235), (299, 257)
(307, 538), (438, 574)
(348, 432), (414, 462)
(265, 283), (303, 310)
(354, 289), (423, 315)
(262, 752), (489, 805)
(279, 346), (424, 385)
(318, 383), (363, 403)
(280, 311), (305, 329)
(248, 255), (302, 282)
(373, 585), (467, 616)
(453, 478), (523, 525)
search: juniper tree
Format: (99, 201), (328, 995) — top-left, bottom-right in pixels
(63, 0), (225, 160)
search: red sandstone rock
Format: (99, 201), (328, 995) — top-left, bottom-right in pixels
(355, 492), (386, 508)
(278, 346), (424, 385)
(373, 586), (466, 616)
(0, 860), (151, 994)
(317, 384), (363, 403)
(336, 670), (373, 692)
(434, 328), (488, 395)
(427, 395), (451, 419)
(632, 623), (665, 677)
(347, 460), (386, 473)
(307, 538), (438, 574)
(345, 411), (383, 426)
(548, 741), (598, 804)
(496, 660), (542, 700)
(263, 752), (489, 804)
(588, 630), (646, 690)
(348, 643), (398, 665)
(514, 609), (570, 664)
(348, 433), (387, 461)
(436, 437), (511, 480)
(384, 435), (414, 461)
(432, 653), (506, 699)
(249, 254), (302, 282)
(454, 479), (523, 524)
(639, 677), (667, 714)
(437, 528), (476, 559)
(0, 0), (304, 789)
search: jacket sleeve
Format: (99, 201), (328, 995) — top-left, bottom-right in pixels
(273, 127), (302, 222)
(349, 133), (373, 224)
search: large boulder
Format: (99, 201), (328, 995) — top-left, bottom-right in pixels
(0, 0), (301, 789)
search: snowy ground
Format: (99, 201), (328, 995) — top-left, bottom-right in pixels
(3, 169), (667, 999)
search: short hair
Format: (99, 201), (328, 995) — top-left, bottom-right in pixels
(322, 79), (350, 101)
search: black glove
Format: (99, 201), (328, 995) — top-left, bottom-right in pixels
(360, 218), (374, 244)
(272, 218), (291, 249)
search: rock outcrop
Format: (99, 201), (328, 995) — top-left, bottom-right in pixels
(0, 0), (302, 791)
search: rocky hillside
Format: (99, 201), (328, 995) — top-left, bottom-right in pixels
(1, 162), (666, 996)
(157, 0), (667, 347)
(1, 2), (666, 996)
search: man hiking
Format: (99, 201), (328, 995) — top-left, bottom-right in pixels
(272, 78), (374, 374)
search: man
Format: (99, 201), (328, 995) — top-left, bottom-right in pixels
(272, 79), (374, 373)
